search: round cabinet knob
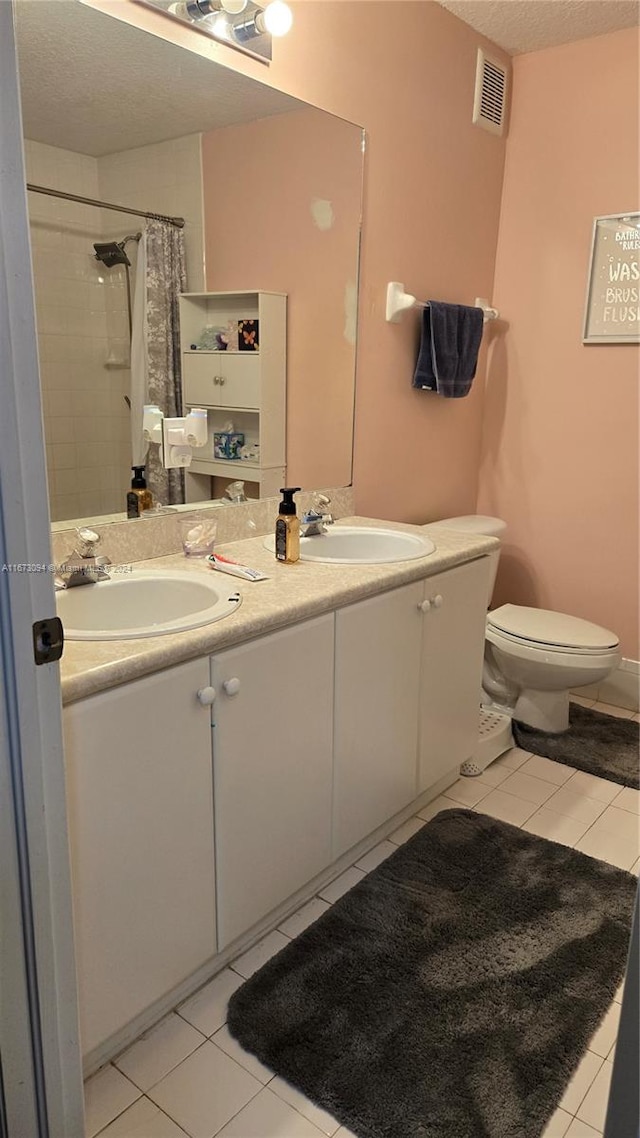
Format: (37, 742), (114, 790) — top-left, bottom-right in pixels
(213, 376), (220, 385)
(219, 376), (226, 386)
(197, 686), (216, 706)
(432, 594), (443, 609)
(418, 599), (432, 613)
(223, 677), (241, 697)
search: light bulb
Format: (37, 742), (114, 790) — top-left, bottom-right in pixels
(220, 0), (247, 11)
(261, 1), (292, 36)
(204, 11), (232, 37)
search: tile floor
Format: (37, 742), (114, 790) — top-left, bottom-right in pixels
(86, 697), (639, 1138)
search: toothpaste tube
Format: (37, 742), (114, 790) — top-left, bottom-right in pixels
(207, 553), (269, 582)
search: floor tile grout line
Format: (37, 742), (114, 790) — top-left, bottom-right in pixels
(204, 1078), (265, 1138)
(143, 1042), (266, 1138)
(126, 1036), (212, 1097)
(89, 1081), (143, 1138)
(111, 1023), (208, 1092)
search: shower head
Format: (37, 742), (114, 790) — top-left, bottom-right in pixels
(93, 240), (131, 268)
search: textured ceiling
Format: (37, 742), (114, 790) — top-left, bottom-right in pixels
(436, 0), (640, 56)
(15, 0), (302, 156)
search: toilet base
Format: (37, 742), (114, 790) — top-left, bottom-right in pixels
(460, 707), (514, 776)
(513, 688), (569, 733)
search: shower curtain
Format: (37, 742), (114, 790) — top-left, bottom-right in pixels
(130, 218), (186, 505)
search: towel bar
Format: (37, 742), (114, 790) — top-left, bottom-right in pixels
(385, 281), (499, 325)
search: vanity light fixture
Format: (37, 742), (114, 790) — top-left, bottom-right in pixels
(138, 0), (293, 62)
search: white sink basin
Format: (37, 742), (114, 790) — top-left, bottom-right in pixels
(56, 568), (241, 640)
(263, 526), (436, 564)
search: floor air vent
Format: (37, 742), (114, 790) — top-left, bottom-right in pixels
(473, 49), (508, 137)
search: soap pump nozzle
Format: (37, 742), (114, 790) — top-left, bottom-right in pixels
(278, 487), (301, 516)
(131, 465), (147, 488)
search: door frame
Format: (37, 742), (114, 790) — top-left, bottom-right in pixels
(0, 4), (84, 1135)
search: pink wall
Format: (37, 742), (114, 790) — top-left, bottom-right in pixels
(92, 0), (509, 522)
(478, 29), (639, 657)
(202, 108), (362, 489)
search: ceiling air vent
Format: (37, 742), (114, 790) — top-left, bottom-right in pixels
(473, 49), (508, 136)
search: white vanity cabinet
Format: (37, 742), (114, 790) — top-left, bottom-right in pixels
(210, 615), (335, 950)
(61, 549), (492, 1063)
(63, 658), (216, 1057)
(332, 557), (490, 856)
(333, 582), (424, 857)
(179, 290), (286, 498)
(418, 558), (492, 790)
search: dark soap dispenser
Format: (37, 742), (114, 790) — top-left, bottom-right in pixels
(275, 487), (301, 563)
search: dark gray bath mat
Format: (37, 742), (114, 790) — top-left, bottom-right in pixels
(513, 701), (639, 789)
(228, 808), (636, 1138)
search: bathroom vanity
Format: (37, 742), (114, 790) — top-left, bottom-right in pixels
(59, 520), (497, 1067)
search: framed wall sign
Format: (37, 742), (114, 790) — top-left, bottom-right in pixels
(583, 212), (640, 344)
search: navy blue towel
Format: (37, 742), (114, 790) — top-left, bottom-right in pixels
(412, 301), (484, 398)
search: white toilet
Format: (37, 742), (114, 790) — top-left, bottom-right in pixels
(434, 515), (620, 739)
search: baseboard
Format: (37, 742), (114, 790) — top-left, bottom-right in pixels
(572, 657), (639, 713)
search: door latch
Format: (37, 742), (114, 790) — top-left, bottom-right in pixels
(32, 617), (64, 665)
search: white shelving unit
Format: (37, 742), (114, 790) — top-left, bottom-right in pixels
(179, 290), (286, 498)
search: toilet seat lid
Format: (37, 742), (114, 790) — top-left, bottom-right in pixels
(487, 604), (619, 650)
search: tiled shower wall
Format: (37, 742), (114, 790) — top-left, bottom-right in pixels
(25, 134), (204, 523)
(25, 140), (117, 522)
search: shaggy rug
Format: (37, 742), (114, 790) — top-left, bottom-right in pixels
(228, 808), (636, 1138)
(513, 702), (639, 789)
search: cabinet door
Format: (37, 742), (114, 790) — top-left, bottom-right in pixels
(333, 583), (423, 858)
(213, 616), (334, 949)
(183, 353), (260, 410)
(418, 558), (491, 792)
(63, 658), (216, 1057)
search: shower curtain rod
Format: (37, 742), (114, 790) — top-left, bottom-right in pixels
(26, 183), (185, 229)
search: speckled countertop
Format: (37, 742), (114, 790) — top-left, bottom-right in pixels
(59, 518), (499, 705)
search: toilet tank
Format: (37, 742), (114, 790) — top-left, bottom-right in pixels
(428, 515), (506, 604)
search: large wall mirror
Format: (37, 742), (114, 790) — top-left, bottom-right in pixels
(15, 0), (364, 525)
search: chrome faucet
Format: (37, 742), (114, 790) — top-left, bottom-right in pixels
(300, 494), (334, 537)
(55, 528), (111, 589)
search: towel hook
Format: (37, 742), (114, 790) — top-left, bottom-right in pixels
(385, 281), (499, 325)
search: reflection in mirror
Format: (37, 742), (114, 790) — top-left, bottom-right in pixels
(15, 0), (364, 525)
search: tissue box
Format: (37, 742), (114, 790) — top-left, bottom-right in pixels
(213, 432), (244, 460)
